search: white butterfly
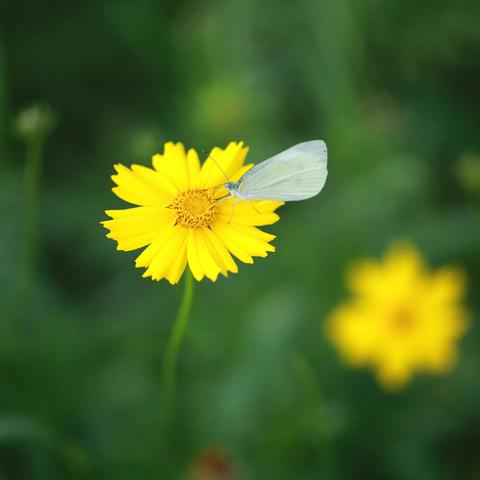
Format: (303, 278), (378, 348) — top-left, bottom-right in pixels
(224, 140), (328, 201)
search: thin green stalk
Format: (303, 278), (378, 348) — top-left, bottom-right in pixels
(16, 133), (45, 298)
(0, 31), (8, 162)
(161, 271), (195, 402)
(291, 352), (337, 478)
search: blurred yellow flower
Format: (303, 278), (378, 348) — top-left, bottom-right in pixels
(102, 142), (282, 284)
(326, 243), (469, 390)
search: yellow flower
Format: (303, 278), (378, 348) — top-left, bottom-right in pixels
(102, 141), (283, 284)
(326, 243), (469, 390)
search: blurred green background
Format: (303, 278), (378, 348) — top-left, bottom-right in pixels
(1, 0), (480, 478)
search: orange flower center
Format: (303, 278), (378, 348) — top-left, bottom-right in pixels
(391, 307), (415, 334)
(170, 189), (216, 228)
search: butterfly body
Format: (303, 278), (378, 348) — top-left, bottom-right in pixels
(224, 140), (328, 202)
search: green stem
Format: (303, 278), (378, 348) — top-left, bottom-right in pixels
(16, 134), (45, 298)
(291, 352), (337, 478)
(0, 32), (8, 162)
(161, 270), (195, 401)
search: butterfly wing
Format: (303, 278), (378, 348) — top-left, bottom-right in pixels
(238, 140), (328, 201)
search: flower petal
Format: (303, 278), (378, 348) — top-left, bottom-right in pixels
(102, 207), (175, 251)
(105, 206), (174, 220)
(135, 227), (179, 268)
(203, 228), (238, 275)
(186, 231), (205, 281)
(111, 164), (171, 206)
(212, 223), (255, 264)
(130, 164), (177, 196)
(196, 230), (223, 281)
(220, 223), (276, 257)
(186, 148), (201, 188)
(198, 142), (249, 189)
(165, 236), (189, 284)
(217, 199), (283, 226)
(152, 142), (190, 191)
(142, 227), (188, 282)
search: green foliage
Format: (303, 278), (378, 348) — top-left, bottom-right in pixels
(0, 0), (479, 478)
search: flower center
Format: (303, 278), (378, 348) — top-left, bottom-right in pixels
(391, 307), (415, 334)
(170, 189), (217, 228)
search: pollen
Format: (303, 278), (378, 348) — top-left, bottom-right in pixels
(170, 189), (217, 228)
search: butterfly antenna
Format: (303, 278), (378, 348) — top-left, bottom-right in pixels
(206, 182), (225, 191)
(202, 149), (230, 182)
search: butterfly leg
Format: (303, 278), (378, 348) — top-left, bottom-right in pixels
(228, 199), (239, 224)
(217, 194), (231, 203)
(248, 201), (260, 214)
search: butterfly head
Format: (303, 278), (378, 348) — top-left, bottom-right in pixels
(224, 181), (240, 193)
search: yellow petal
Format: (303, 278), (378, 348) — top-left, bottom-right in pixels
(109, 227), (169, 252)
(143, 228), (188, 281)
(196, 230), (223, 281)
(186, 148), (201, 188)
(152, 142), (190, 191)
(219, 199), (283, 215)
(102, 207), (175, 251)
(198, 142), (249, 189)
(186, 231), (205, 281)
(203, 228), (238, 275)
(165, 236), (189, 284)
(425, 267), (467, 306)
(212, 223), (254, 264)
(376, 359), (412, 391)
(217, 199), (282, 226)
(227, 223), (276, 245)
(105, 206), (173, 220)
(135, 227), (180, 268)
(111, 164), (169, 206)
(130, 164), (177, 197)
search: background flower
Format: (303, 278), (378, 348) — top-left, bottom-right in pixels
(326, 243), (469, 390)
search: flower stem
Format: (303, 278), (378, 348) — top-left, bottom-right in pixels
(16, 133), (45, 299)
(161, 270), (195, 402)
(291, 352), (337, 478)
